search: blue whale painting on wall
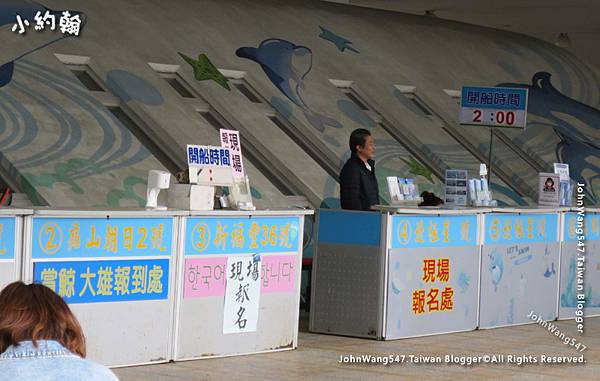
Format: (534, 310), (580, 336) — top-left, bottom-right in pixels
(498, 72), (600, 203)
(0, 0), (86, 87)
(236, 38), (342, 132)
(236, 39), (311, 109)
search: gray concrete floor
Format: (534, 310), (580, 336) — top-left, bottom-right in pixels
(114, 315), (599, 381)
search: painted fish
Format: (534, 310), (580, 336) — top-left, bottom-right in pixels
(179, 52), (230, 91)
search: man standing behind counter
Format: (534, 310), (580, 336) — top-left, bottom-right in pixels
(340, 128), (380, 211)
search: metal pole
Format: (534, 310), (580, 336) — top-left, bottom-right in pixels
(488, 128), (493, 183)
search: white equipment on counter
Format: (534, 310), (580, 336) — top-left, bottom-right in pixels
(145, 170), (171, 210)
(229, 175), (255, 211)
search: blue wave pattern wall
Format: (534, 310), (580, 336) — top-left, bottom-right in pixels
(0, 60), (167, 207)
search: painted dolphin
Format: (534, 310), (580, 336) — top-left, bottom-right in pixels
(488, 250), (504, 292)
(237, 39), (343, 131)
(1, 0), (86, 87)
(236, 38), (312, 109)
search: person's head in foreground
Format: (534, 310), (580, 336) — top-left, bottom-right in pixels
(0, 282), (118, 381)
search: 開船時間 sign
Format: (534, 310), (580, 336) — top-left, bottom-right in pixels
(460, 86), (528, 129)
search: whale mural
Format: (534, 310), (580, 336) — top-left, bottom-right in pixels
(498, 72), (600, 203)
(236, 38), (342, 132)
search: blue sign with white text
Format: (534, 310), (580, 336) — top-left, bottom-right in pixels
(33, 259), (169, 304)
(187, 145), (231, 166)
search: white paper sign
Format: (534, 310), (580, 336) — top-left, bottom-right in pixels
(553, 163), (570, 182)
(220, 129), (245, 179)
(223, 255), (261, 334)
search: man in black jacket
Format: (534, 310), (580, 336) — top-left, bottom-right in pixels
(340, 128), (380, 211)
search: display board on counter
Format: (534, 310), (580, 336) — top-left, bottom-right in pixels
(174, 212), (307, 361)
(479, 212), (560, 328)
(386, 214), (480, 339)
(25, 211), (180, 367)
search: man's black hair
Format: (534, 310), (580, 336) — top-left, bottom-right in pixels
(349, 128), (371, 154)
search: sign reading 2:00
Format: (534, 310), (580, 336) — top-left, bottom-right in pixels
(33, 218), (173, 259)
(459, 86), (528, 129)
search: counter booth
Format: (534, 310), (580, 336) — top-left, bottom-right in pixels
(478, 208), (564, 328)
(173, 210), (312, 361)
(311, 206), (570, 339)
(310, 207), (483, 340)
(22, 209), (184, 367)
(20, 208), (313, 367)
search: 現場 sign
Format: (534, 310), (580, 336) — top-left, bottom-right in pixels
(460, 86), (528, 129)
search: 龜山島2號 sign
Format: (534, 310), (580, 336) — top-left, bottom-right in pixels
(32, 218), (173, 259)
(460, 86), (528, 129)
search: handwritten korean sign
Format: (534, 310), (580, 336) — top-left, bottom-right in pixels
(223, 256), (261, 334)
(484, 213), (558, 244)
(391, 215), (477, 248)
(33, 259), (169, 304)
(185, 217), (300, 255)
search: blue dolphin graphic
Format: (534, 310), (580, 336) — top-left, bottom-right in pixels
(237, 38), (344, 131)
(488, 250), (504, 292)
(236, 39), (312, 109)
